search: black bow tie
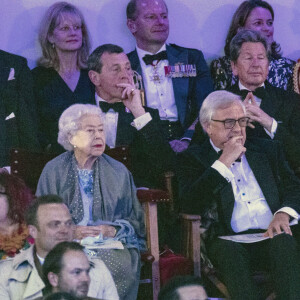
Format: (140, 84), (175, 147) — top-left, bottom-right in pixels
(218, 150), (241, 163)
(99, 101), (124, 113)
(239, 86), (265, 101)
(143, 50), (168, 65)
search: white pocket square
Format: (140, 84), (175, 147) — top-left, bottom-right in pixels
(8, 68), (15, 81)
(5, 112), (15, 120)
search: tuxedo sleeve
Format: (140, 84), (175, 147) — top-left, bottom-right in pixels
(130, 108), (176, 188)
(176, 146), (230, 215)
(272, 140), (300, 213)
(273, 92), (300, 170)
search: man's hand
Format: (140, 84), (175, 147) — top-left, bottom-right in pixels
(264, 212), (292, 238)
(117, 82), (146, 118)
(169, 139), (190, 152)
(74, 225), (117, 240)
(244, 92), (273, 132)
(219, 135), (246, 168)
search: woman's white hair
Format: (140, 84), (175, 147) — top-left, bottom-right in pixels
(58, 104), (102, 151)
(199, 90), (246, 131)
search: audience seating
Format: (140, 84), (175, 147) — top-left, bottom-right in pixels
(293, 59), (300, 94)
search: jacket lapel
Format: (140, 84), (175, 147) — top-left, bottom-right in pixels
(166, 44), (189, 126)
(245, 142), (280, 213)
(199, 140), (236, 233)
(129, 49), (143, 78)
(260, 82), (281, 118)
(116, 109), (135, 146)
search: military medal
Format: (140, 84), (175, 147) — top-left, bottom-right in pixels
(150, 60), (164, 83)
(164, 63), (197, 78)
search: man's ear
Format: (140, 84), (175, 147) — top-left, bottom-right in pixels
(203, 122), (212, 136)
(48, 272), (59, 288)
(28, 225), (38, 240)
(88, 70), (101, 87)
(231, 61), (238, 76)
(127, 19), (137, 34)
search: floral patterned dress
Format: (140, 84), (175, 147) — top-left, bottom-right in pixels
(211, 55), (295, 91)
(0, 223), (34, 260)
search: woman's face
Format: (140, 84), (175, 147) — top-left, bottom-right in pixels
(244, 7), (274, 44)
(70, 114), (105, 161)
(0, 186), (9, 223)
(48, 12), (83, 53)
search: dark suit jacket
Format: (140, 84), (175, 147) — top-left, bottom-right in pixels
(227, 81), (300, 170)
(128, 44), (213, 138)
(177, 138), (300, 242)
(107, 104), (175, 188)
(0, 50), (39, 166)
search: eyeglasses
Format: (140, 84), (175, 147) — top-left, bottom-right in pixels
(211, 117), (249, 129)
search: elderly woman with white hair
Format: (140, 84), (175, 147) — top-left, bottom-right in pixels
(36, 103), (146, 300)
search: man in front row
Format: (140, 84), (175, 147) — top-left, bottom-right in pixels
(43, 242), (98, 300)
(177, 90), (300, 299)
(0, 195), (118, 300)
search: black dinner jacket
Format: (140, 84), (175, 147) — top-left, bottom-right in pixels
(107, 103), (175, 188)
(227, 81), (300, 170)
(0, 50), (39, 166)
(128, 44), (213, 136)
(177, 137), (300, 242)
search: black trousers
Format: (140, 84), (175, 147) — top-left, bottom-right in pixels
(208, 228), (300, 300)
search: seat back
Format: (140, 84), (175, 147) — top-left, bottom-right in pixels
(10, 148), (57, 192)
(293, 59), (300, 94)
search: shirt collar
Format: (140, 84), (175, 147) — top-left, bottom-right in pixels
(209, 139), (221, 153)
(238, 81), (265, 91)
(95, 93), (122, 107)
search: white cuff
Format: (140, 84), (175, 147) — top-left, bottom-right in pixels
(275, 207), (299, 223)
(131, 112), (152, 130)
(264, 118), (277, 139)
(211, 160), (234, 183)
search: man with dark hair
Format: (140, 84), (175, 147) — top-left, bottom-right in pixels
(178, 90), (300, 299)
(227, 29), (300, 171)
(88, 43), (174, 187)
(158, 275), (207, 300)
(126, 0), (213, 152)
(43, 242), (97, 300)
(0, 50), (40, 167)
(0, 195), (118, 300)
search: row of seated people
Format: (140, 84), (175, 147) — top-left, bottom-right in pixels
(1, 87), (300, 300)
(2, 0), (300, 172)
(1, 0), (300, 299)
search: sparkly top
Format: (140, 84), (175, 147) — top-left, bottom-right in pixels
(210, 55), (295, 91)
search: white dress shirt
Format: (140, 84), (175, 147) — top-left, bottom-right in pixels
(210, 140), (298, 232)
(95, 93), (152, 148)
(136, 44), (178, 121)
(239, 81), (277, 139)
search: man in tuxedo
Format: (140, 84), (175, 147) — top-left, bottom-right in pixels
(88, 44), (174, 187)
(0, 50), (39, 166)
(126, 0), (213, 152)
(177, 90), (300, 299)
(227, 29), (300, 172)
